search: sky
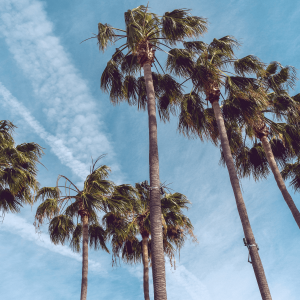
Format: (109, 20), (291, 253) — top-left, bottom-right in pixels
(0, 0), (300, 299)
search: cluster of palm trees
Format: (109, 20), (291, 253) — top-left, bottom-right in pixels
(95, 5), (300, 300)
(1, 4), (300, 300)
(34, 158), (195, 300)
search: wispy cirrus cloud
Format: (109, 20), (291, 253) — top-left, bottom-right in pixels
(0, 83), (90, 180)
(0, 213), (104, 274)
(0, 0), (122, 182)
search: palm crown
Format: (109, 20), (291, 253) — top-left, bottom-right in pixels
(104, 180), (195, 300)
(97, 5), (207, 109)
(0, 120), (43, 215)
(35, 156), (134, 300)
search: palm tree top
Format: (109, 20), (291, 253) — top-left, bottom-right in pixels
(34, 156), (133, 227)
(96, 5), (207, 53)
(0, 120), (44, 214)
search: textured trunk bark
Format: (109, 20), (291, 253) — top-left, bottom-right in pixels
(142, 236), (150, 300)
(260, 136), (300, 229)
(211, 100), (272, 300)
(143, 63), (167, 300)
(80, 214), (89, 300)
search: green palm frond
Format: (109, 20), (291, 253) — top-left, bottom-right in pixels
(123, 75), (138, 105)
(101, 60), (123, 103)
(183, 41), (207, 54)
(89, 224), (109, 252)
(49, 215), (75, 245)
(102, 184), (135, 213)
(263, 62), (297, 93)
(166, 48), (194, 77)
(0, 124), (43, 212)
(35, 198), (59, 227)
(224, 76), (259, 96)
(234, 55), (265, 76)
(178, 92), (219, 143)
(161, 9), (207, 44)
(121, 237), (142, 264)
(281, 160), (300, 192)
(0, 188), (22, 213)
(65, 201), (80, 218)
(35, 187), (60, 202)
(121, 53), (140, 75)
(97, 23), (118, 52)
(208, 36), (240, 57)
(232, 143), (270, 181)
(70, 224), (82, 252)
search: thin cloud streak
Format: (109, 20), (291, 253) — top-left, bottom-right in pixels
(0, 213), (104, 274)
(0, 0), (123, 182)
(0, 83), (89, 180)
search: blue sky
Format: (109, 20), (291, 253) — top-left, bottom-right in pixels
(0, 0), (300, 299)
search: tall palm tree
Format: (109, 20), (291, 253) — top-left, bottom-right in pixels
(219, 63), (300, 229)
(104, 181), (196, 300)
(251, 64), (300, 228)
(0, 120), (43, 216)
(34, 156), (133, 300)
(166, 37), (273, 299)
(95, 6), (207, 299)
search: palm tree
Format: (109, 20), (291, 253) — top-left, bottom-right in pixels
(95, 6), (207, 299)
(0, 120), (43, 216)
(250, 64), (300, 229)
(220, 63), (300, 229)
(166, 37), (273, 299)
(34, 156), (133, 300)
(104, 181), (196, 300)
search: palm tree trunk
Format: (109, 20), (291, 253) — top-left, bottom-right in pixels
(211, 100), (272, 300)
(143, 63), (167, 300)
(142, 236), (150, 300)
(80, 214), (89, 300)
(260, 135), (300, 229)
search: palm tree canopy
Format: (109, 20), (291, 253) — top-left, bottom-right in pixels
(219, 60), (300, 182)
(95, 6), (207, 113)
(34, 157), (133, 253)
(104, 180), (196, 266)
(0, 120), (43, 215)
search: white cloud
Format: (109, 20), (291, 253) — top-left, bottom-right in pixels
(0, 213), (104, 274)
(166, 265), (211, 300)
(0, 83), (90, 180)
(0, 0), (123, 182)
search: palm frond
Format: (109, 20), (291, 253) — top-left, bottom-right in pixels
(162, 9), (207, 45)
(35, 187), (60, 202)
(49, 215), (75, 245)
(35, 198), (59, 227)
(0, 188), (22, 213)
(166, 48), (194, 77)
(89, 224), (109, 252)
(234, 55), (265, 76)
(97, 23), (118, 52)
(101, 60), (124, 103)
(70, 223), (82, 252)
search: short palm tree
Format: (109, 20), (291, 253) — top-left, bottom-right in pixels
(95, 6), (207, 299)
(104, 181), (196, 300)
(34, 157), (133, 300)
(0, 120), (43, 216)
(166, 37), (273, 299)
